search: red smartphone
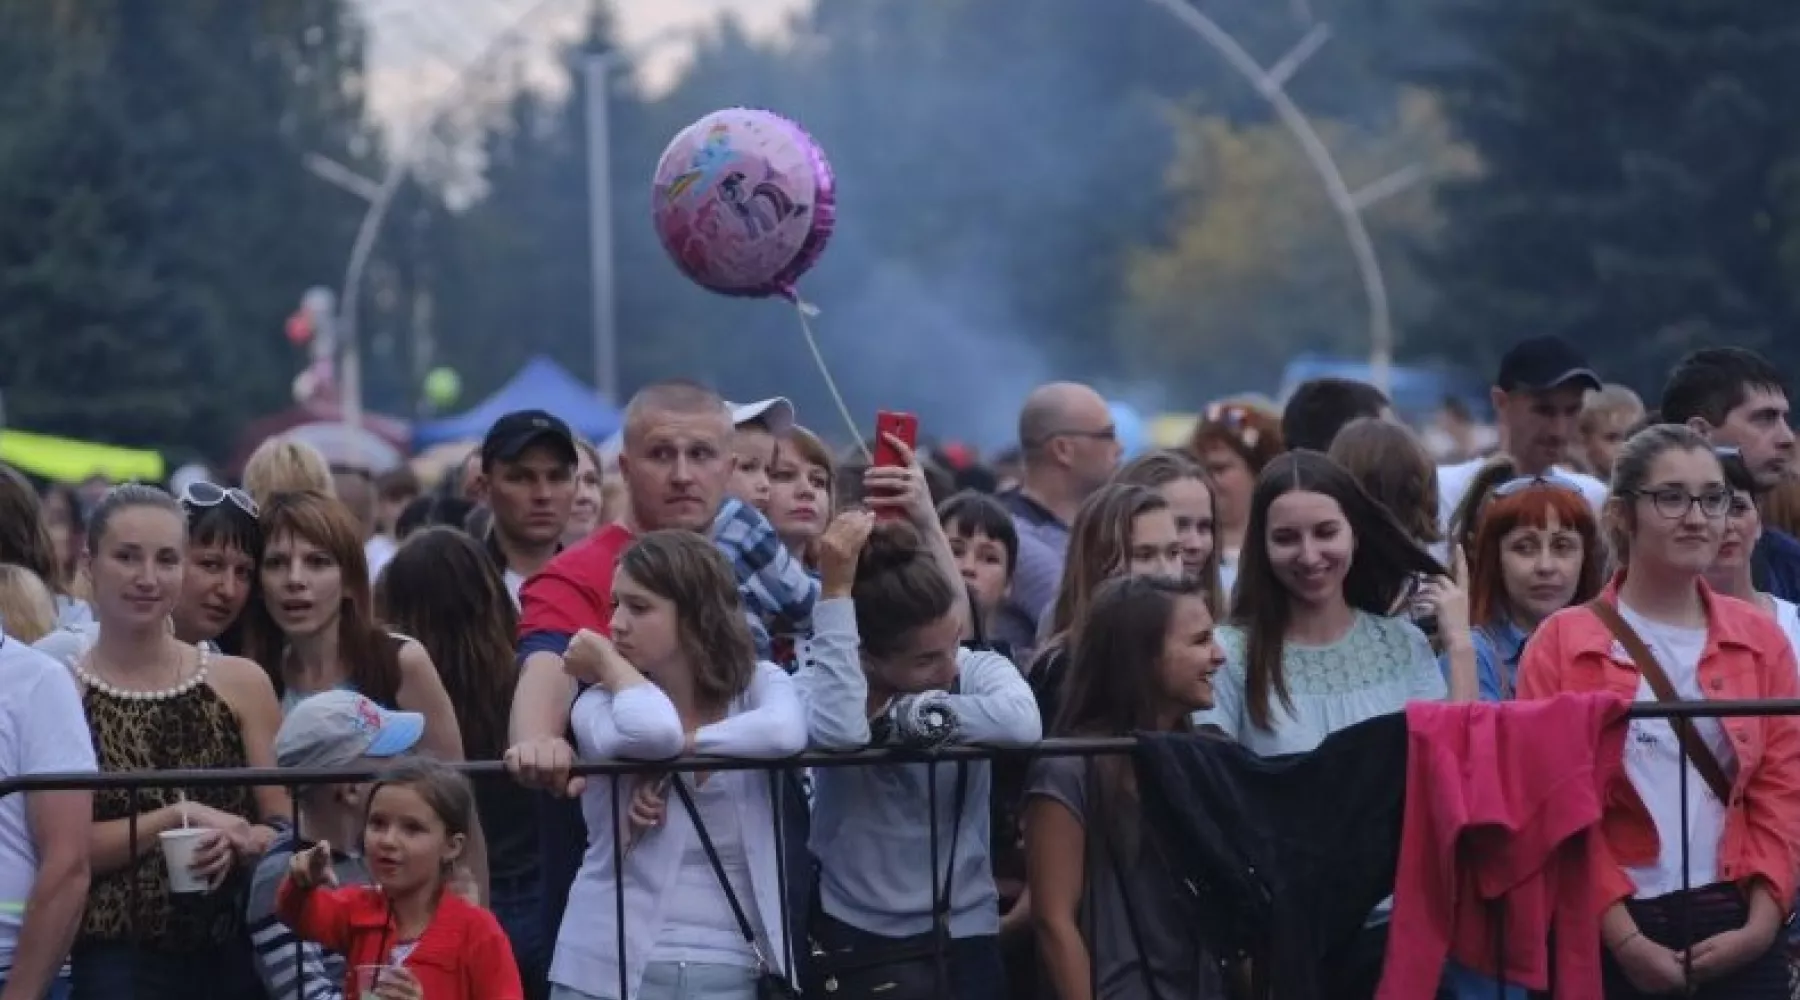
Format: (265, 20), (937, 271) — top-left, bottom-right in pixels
(872, 411), (919, 467)
(871, 411), (919, 520)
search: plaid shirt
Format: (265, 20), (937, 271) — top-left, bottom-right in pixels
(711, 498), (820, 659)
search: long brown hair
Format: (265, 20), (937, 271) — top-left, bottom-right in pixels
(1057, 574), (1208, 856)
(1233, 451), (1442, 731)
(1114, 450), (1224, 617)
(1044, 483), (1170, 647)
(376, 527), (516, 760)
(1327, 418), (1442, 545)
(0, 464), (65, 594)
(248, 491), (401, 707)
(617, 530), (756, 706)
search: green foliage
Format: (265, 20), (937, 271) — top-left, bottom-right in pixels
(0, 0), (379, 458)
(1424, 0), (1800, 392)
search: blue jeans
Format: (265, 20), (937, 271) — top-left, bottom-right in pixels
(0, 974), (71, 1000)
(550, 961), (758, 1000)
(70, 940), (262, 1000)
(492, 872), (550, 1000)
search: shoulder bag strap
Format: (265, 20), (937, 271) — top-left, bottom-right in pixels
(935, 762), (972, 920)
(1585, 599), (1733, 803)
(670, 775), (780, 975)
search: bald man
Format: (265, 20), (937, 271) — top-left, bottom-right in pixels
(995, 381), (1121, 661)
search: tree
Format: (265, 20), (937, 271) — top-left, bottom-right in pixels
(1118, 89), (1473, 398)
(0, 0), (380, 459)
(1424, 0), (1800, 392)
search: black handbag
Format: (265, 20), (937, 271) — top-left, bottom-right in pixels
(669, 774), (801, 1000)
(803, 762), (970, 1000)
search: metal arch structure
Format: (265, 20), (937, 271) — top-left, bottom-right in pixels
(1142, 0), (1411, 393)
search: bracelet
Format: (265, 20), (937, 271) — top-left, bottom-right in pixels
(1609, 930), (1642, 953)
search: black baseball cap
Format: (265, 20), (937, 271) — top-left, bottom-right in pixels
(481, 410), (578, 468)
(1495, 335), (1602, 393)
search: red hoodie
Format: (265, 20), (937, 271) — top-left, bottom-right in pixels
(1376, 694), (1629, 1000)
(277, 878), (524, 1000)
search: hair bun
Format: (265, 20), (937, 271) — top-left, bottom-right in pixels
(857, 520), (926, 579)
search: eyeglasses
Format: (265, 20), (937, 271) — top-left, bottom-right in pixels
(1628, 486), (1731, 520)
(1492, 473), (1585, 498)
(181, 481), (259, 518)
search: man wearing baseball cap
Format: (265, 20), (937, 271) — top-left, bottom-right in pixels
(246, 692), (424, 1000)
(475, 410), (579, 604)
(1436, 335), (1609, 534)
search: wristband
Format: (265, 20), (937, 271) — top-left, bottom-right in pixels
(1609, 930), (1642, 953)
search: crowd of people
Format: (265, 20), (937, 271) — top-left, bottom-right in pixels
(0, 336), (1797, 1000)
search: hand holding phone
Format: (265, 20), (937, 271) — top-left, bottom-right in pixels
(867, 411), (921, 521)
(872, 411), (919, 468)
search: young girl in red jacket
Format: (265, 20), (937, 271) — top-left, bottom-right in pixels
(280, 758), (524, 1000)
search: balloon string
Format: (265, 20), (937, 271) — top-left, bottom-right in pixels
(792, 299), (872, 464)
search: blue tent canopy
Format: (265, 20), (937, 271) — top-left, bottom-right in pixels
(412, 356), (622, 447)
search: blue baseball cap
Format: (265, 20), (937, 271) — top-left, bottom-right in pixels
(276, 690), (425, 769)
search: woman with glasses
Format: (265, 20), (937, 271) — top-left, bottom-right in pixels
(1518, 425), (1800, 999)
(1704, 449), (1800, 654)
(1186, 403), (1284, 598)
(1455, 473), (1604, 702)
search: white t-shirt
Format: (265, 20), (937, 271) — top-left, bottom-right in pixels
(1435, 458), (1608, 536)
(1774, 598), (1800, 664)
(0, 633), (98, 968)
(1615, 604), (1734, 899)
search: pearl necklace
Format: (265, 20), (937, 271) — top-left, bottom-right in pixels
(74, 648), (209, 702)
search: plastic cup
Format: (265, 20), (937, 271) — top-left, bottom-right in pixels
(158, 828), (211, 894)
(354, 965), (400, 1000)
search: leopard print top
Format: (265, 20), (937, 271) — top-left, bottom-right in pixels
(79, 659), (257, 951)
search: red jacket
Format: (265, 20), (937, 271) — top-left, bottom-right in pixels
(276, 878), (524, 1000)
(1518, 578), (1800, 908)
(1377, 694), (1629, 1000)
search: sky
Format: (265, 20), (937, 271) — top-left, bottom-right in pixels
(359, 0), (812, 137)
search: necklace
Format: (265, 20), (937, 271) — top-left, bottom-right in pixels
(74, 643), (209, 702)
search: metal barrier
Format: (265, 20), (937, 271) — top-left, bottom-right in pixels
(4, 701), (1796, 1000)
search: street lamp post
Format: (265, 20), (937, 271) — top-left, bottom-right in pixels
(326, 0), (571, 430)
(583, 51), (618, 404)
(581, 28), (688, 407)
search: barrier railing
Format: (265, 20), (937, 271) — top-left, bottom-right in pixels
(5, 700), (1796, 1000)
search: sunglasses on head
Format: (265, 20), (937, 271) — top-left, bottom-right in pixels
(181, 481), (259, 518)
(1491, 473), (1584, 498)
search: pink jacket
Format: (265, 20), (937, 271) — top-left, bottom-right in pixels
(1377, 695), (1629, 1000)
(1517, 578), (1800, 909)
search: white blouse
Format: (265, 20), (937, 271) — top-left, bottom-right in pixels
(551, 663), (807, 999)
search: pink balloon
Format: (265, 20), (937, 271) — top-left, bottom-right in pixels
(651, 108), (836, 300)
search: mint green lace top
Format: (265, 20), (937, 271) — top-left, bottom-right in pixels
(1192, 610), (1444, 756)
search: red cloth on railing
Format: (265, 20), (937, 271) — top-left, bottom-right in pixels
(1376, 693), (1629, 1000)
